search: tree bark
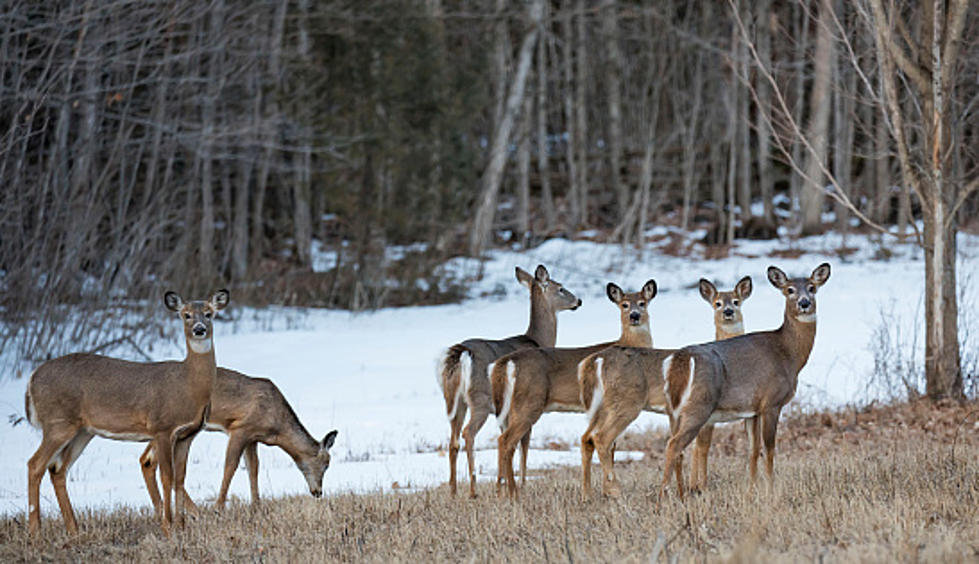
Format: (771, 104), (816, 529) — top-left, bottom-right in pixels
(600, 0), (626, 222)
(469, 0), (542, 256)
(536, 0), (555, 232)
(799, 0), (834, 235)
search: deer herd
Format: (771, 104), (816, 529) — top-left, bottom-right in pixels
(439, 262), (831, 502)
(22, 261), (830, 536)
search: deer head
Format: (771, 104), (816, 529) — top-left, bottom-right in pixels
(516, 264), (582, 313)
(606, 279), (657, 328)
(767, 263), (831, 323)
(699, 275), (752, 335)
(297, 429), (338, 498)
(164, 289), (230, 354)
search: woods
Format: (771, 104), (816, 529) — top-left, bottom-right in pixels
(0, 1), (977, 395)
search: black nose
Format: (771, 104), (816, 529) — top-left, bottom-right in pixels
(572, 299), (582, 310)
(629, 311), (641, 322)
(799, 298), (811, 309)
(312, 490), (322, 498)
(192, 325), (207, 336)
(723, 308), (734, 317)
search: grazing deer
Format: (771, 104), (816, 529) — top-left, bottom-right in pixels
(659, 264), (831, 500)
(491, 280), (657, 498)
(576, 276), (753, 499)
(25, 289), (229, 535)
(688, 275), (753, 491)
(437, 265), (581, 498)
(138, 367), (338, 513)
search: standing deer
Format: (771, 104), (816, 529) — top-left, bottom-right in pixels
(25, 289), (229, 535)
(491, 280), (657, 498)
(576, 276), (753, 498)
(688, 275), (753, 491)
(437, 265), (581, 497)
(659, 264), (830, 499)
(138, 367), (338, 513)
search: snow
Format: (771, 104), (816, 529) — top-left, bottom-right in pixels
(2, 230), (977, 518)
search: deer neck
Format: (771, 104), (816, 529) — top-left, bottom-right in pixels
(618, 323), (652, 348)
(524, 288), (557, 347)
(777, 308), (817, 374)
(715, 322), (744, 341)
(184, 340), (217, 395)
(276, 417), (321, 463)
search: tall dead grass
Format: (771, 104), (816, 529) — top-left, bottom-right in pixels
(3, 401), (978, 562)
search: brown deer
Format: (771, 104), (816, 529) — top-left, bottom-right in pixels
(659, 263), (831, 500)
(437, 265), (581, 497)
(25, 289), (229, 535)
(491, 280), (657, 498)
(576, 277), (753, 499)
(688, 275), (753, 491)
(138, 367), (338, 513)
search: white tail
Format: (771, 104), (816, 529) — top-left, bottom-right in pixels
(25, 289), (229, 536)
(437, 264), (581, 498)
(496, 361), (517, 430)
(138, 368), (339, 512)
(659, 264), (831, 500)
(491, 279), (657, 498)
(578, 276), (753, 499)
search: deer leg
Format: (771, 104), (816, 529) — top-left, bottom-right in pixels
(154, 435), (175, 535)
(519, 430), (531, 486)
(244, 442), (260, 505)
(496, 424), (522, 498)
(580, 429), (596, 501)
(462, 404), (490, 499)
(172, 434), (200, 527)
(139, 444), (163, 518)
(27, 427), (76, 536)
(760, 409), (781, 487)
(747, 416), (761, 483)
(46, 431), (91, 535)
(216, 433), (249, 509)
(691, 424), (715, 492)
(659, 409), (710, 503)
(448, 404), (466, 497)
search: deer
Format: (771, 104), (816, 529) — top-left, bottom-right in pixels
(575, 276), (753, 499)
(137, 367), (338, 514)
(25, 289), (229, 535)
(491, 280), (657, 498)
(437, 265), (581, 498)
(687, 275), (753, 491)
(659, 263), (831, 500)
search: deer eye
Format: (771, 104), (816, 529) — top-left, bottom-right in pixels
(714, 301), (722, 308)
(621, 303), (629, 309)
(638, 301), (645, 308)
(787, 287), (795, 295)
(205, 312), (213, 319)
(807, 285), (816, 293)
(732, 300), (739, 306)
(183, 313), (191, 320)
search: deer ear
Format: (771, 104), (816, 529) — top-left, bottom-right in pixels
(321, 430), (338, 451)
(164, 291), (184, 312)
(606, 283), (624, 303)
(698, 279), (716, 303)
(210, 289), (230, 310)
(641, 279), (657, 301)
(534, 265), (550, 284)
(736, 275), (753, 300)
(515, 267), (533, 289)
(767, 266), (789, 289)
(810, 263), (831, 287)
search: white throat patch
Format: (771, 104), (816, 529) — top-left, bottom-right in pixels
(189, 338), (213, 354)
(795, 313), (817, 323)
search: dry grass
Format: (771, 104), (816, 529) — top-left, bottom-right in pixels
(4, 401), (979, 563)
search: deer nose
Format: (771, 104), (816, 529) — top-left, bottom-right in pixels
(629, 311), (641, 322)
(572, 299), (582, 310)
(192, 323), (207, 337)
(311, 489), (322, 498)
(723, 308), (735, 318)
(799, 297), (812, 309)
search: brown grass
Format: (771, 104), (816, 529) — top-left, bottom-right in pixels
(3, 401), (979, 563)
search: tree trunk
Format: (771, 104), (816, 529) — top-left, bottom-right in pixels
(799, 0), (834, 235)
(293, 0), (313, 267)
(469, 0), (542, 256)
(516, 91), (532, 244)
(536, 0), (555, 232)
(755, 0), (774, 225)
(560, 2), (579, 228)
(573, 0), (589, 228)
(600, 0), (626, 222)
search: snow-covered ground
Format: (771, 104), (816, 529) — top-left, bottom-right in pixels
(1, 230), (977, 518)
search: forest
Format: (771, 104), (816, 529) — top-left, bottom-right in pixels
(0, 0), (977, 396)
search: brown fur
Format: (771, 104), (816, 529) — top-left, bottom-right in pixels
(25, 289), (229, 536)
(437, 265), (581, 498)
(493, 280), (657, 498)
(138, 367), (338, 513)
(659, 264), (830, 500)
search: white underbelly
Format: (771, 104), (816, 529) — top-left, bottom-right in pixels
(88, 427), (152, 442)
(545, 402), (585, 413)
(706, 410), (755, 424)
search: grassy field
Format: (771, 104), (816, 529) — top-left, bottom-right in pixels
(3, 401), (979, 562)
